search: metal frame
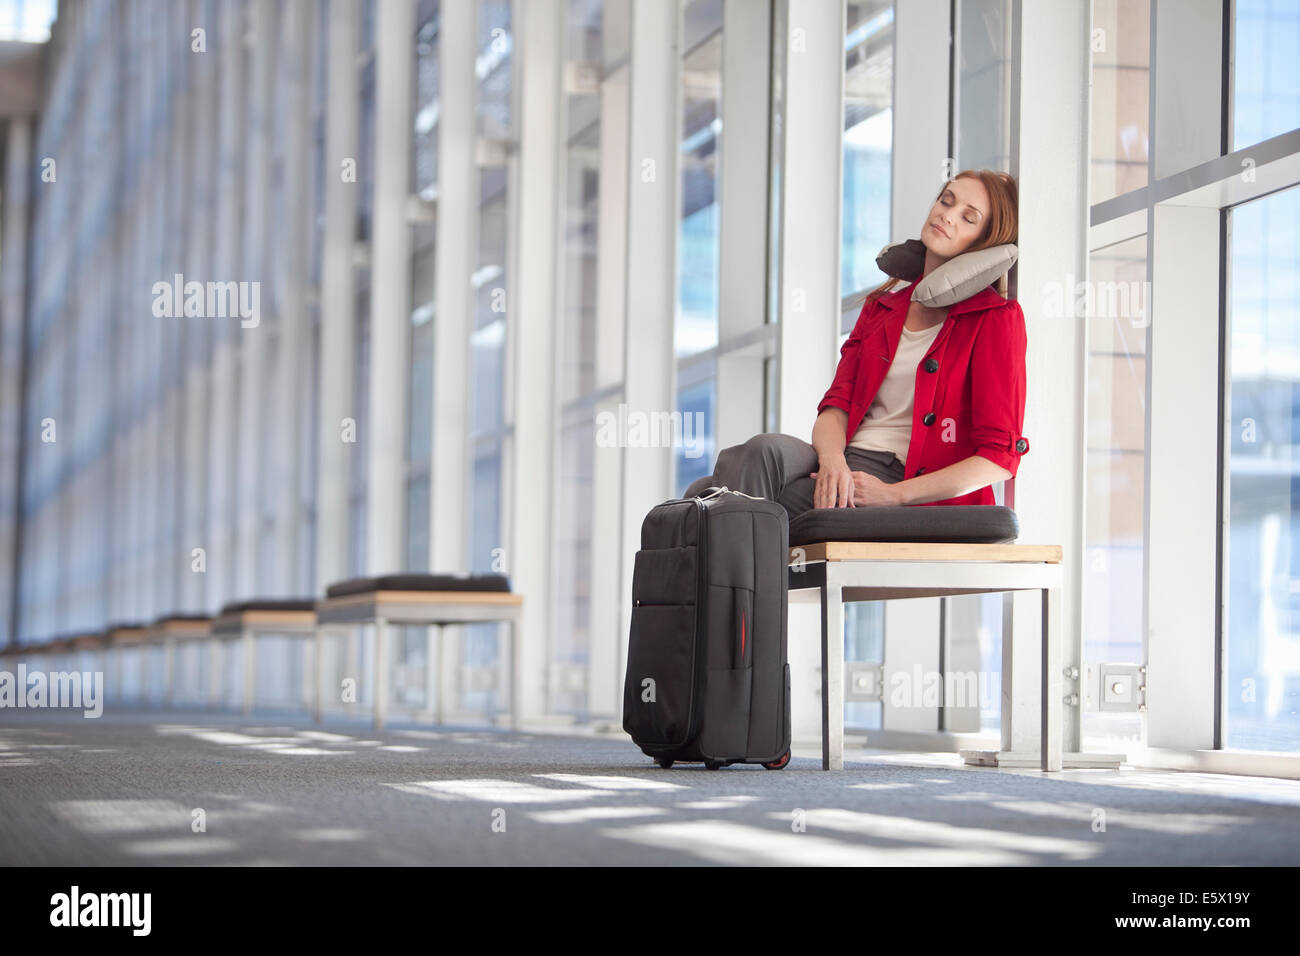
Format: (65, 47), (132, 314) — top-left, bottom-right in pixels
(788, 543), (1066, 771)
(104, 625), (150, 707)
(145, 616), (213, 710)
(210, 609), (315, 715)
(314, 590), (523, 731)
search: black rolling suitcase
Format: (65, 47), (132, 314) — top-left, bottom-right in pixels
(622, 486), (792, 770)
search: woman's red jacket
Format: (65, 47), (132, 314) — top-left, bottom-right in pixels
(817, 276), (1030, 507)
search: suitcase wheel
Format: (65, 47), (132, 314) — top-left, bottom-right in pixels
(762, 749), (791, 770)
(704, 760), (725, 771)
(655, 757), (674, 769)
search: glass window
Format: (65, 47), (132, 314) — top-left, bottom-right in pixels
(349, 289), (371, 577)
(955, 0), (1012, 173)
(558, 0), (605, 405)
(675, 361), (715, 495)
(407, 4), (440, 571)
(463, 0), (515, 715)
(676, 0), (722, 497)
(1226, 183), (1300, 752)
(1083, 233), (1148, 750)
(414, 6), (441, 200)
(841, 2), (894, 300)
(1233, 0), (1300, 151)
(1089, 0), (1149, 204)
(677, 0), (722, 359)
(550, 0), (617, 717)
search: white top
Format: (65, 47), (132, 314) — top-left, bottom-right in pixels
(847, 319), (945, 467)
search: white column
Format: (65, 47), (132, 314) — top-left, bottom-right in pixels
(271, 0), (313, 595)
(774, 0), (843, 442)
(430, 0), (476, 719)
(0, 117), (31, 648)
(431, 0), (475, 574)
(508, 0), (563, 724)
(773, 0), (846, 743)
(1145, 0), (1225, 751)
(873, 0), (951, 740)
(616, 0), (681, 713)
(714, 0), (772, 452)
(316, 0), (361, 593)
(234, 0), (277, 600)
(1005, 0), (1089, 755)
(586, 17), (631, 719)
(182, 0), (216, 615)
(206, 0), (247, 611)
(158, 0), (189, 618)
(365, 0), (415, 575)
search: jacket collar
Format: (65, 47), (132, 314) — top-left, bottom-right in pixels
(877, 276), (1008, 317)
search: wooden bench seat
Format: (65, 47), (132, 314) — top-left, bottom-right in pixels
(788, 537), (1069, 771)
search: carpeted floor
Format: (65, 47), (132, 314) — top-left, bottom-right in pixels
(2, 709), (1297, 866)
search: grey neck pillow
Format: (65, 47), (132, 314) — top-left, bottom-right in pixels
(876, 238), (1018, 308)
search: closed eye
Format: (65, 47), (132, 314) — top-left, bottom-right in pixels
(941, 194), (980, 225)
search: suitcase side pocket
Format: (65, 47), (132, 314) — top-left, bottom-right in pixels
(623, 602), (698, 747)
(631, 546), (697, 607)
(624, 543), (702, 749)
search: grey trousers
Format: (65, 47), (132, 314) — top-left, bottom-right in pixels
(683, 432), (906, 521)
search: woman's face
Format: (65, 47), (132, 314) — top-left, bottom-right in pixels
(922, 177), (990, 259)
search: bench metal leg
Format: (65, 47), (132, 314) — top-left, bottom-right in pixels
(821, 565), (845, 770)
(374, 619), (388, 730)
(313, 628), (325, 724)
(163, 638), (175, 709)
(1041, 585), (1063, 771)
(207, 641), (221, 711)
(242, 629), (255, 716)
(423, 626), (437, 723)
(509, 615), (520, 732)
(435, 624), (446, 726)
(300, 633), (314, 712)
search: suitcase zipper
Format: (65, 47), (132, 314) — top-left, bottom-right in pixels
(685, 496), (708, 746)
(638, 498), (708, 755)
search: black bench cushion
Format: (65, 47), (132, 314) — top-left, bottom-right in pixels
(326, 573), (512, 599)
(789, 505), (1019, 546)
(218, 599), (316, 615)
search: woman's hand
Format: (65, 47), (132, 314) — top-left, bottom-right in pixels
(811, 455), (856, 508)
(809, 467), (902, 507)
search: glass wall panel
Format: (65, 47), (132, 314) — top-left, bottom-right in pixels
(1226, 184), (1300, 752)
(677, 0), (722, 360)
(407, 1), (440, 571)
(1089, 0), (1149, 204)
(1082, 233), (1148, 750)
(841, 1), (894, 300)
(676, 0), (722, 497)
(549, 0), (622, 716)
(675, 360), (715, 494)
(1233, 0), (1300, 151)
(462, 0), (514, 715)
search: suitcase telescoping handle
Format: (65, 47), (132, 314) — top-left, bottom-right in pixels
(693, 485), (768, 502)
